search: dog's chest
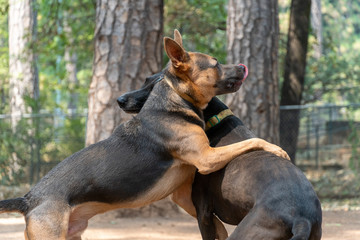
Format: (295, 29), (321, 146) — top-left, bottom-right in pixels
(135, 159), (196, 204)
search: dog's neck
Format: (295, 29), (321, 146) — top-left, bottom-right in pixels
(163, 70), (209, 110)
(139, 80), (205, 129)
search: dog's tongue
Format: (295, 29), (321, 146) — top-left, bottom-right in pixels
(238, 64), (248, 82)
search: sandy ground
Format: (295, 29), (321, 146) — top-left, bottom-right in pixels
(0, 210), (359, 240)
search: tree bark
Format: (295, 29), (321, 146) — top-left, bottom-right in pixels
(311, 0), (322, 58)
(8, 0), (38, 126)
(64, 49), (79, 112)
(280, 0), (311, 164)
(86, 0), (163, 146)
(225, 0), (280, 144)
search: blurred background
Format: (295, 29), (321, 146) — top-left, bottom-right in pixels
(0, 0), (359, 210)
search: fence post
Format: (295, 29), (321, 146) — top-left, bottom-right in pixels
(315, 117), (320, 170)
(306, 112), (310, 159)
(329, 106), (333, 144)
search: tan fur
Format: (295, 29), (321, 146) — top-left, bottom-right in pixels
(164, 31), (289, 237)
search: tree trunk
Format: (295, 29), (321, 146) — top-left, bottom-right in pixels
(225, 0), (280, 144)
(280, 0), (311, 164)
(64, 49), (79, 112)
(9, 0), (39, 126)
(311, 0), (322, 58)
(86, 0), (163, 146)
(8, 0), (39, 181)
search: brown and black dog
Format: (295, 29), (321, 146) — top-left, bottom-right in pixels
(0, 30), (289, 240)
(118, 69), (322, 239)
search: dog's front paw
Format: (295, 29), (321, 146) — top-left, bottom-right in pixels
(260, 140), (290, 160)
(272, 147), (291, 160)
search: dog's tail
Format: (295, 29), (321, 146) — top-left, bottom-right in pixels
(0, 197), (28, 215)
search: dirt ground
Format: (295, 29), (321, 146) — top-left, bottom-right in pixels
(0, 210), (359, 240)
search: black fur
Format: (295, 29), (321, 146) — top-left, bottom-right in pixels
(117, 74), (322, 240)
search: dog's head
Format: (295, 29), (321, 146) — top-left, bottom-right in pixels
(163, 30), (247, 109)
(117, 72), (163, 113)
(117, 29), (248, 113)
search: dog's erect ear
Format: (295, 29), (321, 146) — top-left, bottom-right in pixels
(173, 29), (183, 47)
(164, 37), (188, 68)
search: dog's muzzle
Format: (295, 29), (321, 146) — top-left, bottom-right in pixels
(238, 64), (248, 82)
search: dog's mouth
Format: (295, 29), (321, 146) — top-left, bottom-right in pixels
(226, 64), (248, 90)
(239, 63), (248, 82)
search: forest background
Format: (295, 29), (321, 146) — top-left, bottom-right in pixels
(0, 0), (359, 207)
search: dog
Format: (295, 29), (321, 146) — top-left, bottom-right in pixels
(117, 76), (322, 239)
(0, 30), (289, 240)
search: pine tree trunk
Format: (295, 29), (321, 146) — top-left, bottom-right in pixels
(8, 0), (38, 126)
(225, 0), (280, 144)
(311, 0), (322, 58)
(280, 0), (311, 164)
(86, 0), (163, 146)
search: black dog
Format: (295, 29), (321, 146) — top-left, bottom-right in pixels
(118, 74), (322, 240)
(0, 30), (288, 240)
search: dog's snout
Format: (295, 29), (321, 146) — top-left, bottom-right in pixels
(117, 96), (127, 108)
(237, 64), (245, 72)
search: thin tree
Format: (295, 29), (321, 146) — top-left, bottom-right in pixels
(86, 0), (163, 146)
(280, 0), (311, 163)
(64, 13), (79, 113)
(8, 0), (39, 181)
(8, 0), (39, 126)
(311, 0), (322, 59)
(225, 0), (280, 144)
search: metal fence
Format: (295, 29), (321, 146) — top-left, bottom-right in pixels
(280, 103), (360, 170)
(0, 104), (359, 185)
(0, 110), (88, 185)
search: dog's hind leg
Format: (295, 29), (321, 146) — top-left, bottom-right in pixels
(227, 206), (291, 240)
(171, 174), (197, 217)
(25, 200), (71, 240)
(213, 216), (228, 240)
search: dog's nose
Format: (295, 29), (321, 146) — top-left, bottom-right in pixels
(238, 65), (245, 72)
(237, 64), (248, 81)
(117, 96), (127, 108)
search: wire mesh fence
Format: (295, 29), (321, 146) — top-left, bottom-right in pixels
(0, 104), (359, 185)
(280, 103), (360, 170)
(0, 110), (88, 185)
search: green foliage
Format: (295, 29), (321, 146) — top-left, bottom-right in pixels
(1, 0), (360, 184)
(0, 119), (28, 185)
(0, 96), (86, 185)
(35, 0), (95, 112)
(305, 0), (360, 104)
(278, 0), (360, 105)
(164, 0), (227, 64)
(305, 51), (360, 104)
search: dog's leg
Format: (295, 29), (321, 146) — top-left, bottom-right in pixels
(227, 206), (289, 240)
(25, 201), (70, 240)
(213, 215), (228, 240)
(177, 134), (290, 174)
(171, 174), (196, 217)
(172, 184), (228, 240)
